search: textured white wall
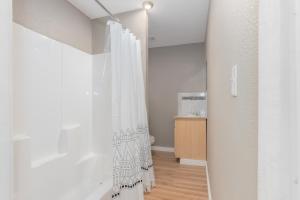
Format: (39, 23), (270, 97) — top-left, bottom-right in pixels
(206, 0), (258, 199)
(0, 0), (12, 199)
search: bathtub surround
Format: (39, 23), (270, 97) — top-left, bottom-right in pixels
(13, 0), (93, 53)
(12, 3), (151, 199)
(107, 22), (154, 199)
(0, 0), (12, 199)
(12, 20), (153, 200)
(13, 23), (94, 161)
(13, 23), (112, 200)
(206, 0), (258, 199)
(149, 43), (206, 148)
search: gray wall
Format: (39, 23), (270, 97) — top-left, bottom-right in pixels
(206, 0), (258, 199)
(13, 0), (93, 53)
(149, 43), (206, 147)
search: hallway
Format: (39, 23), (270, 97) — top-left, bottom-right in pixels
(145, 151), (209, 200)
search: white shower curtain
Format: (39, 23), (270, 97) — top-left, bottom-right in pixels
(258, 0), (300, 199)
(0, 0), (12, 199)
(105, 21), (155, 200)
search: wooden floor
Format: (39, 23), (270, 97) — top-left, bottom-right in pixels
(145, 151), (208, 200)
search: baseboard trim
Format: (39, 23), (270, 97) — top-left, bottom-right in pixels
(151, 146), (175, 152)
(206, 162), (212, 200)
(180, 159), (207, 166)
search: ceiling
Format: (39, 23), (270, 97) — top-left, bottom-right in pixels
(67, 0), (210, 48)
(67, 0), (145, 19)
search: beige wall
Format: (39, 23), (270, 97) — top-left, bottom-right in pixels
(13, 0), (93, 53)
(149, 43), (206, 147)
(206, 0), (258, 199)
(92, 10), (149, 92)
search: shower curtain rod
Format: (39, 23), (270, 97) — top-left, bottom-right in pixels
(94, 0), (120, 22)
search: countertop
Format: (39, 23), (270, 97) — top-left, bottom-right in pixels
(175, 115), (207, 120)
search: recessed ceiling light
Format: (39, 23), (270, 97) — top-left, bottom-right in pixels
(143, 1), (154, 10)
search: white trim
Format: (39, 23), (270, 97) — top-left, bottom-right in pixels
(180, 159), (206, 166)
(179, 159), (212, 199)
(151, 146), (174, 152)
(206, 162), (212, 200)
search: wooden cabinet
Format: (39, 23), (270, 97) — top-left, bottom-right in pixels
(174, 117), (207, 160)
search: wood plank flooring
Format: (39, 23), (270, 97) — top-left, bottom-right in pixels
(145, 151), (209, 200)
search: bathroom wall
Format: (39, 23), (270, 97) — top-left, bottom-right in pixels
(91, 10), (149, 95)
(206, 0), (258, 199)
(0, 0), (12, 199)
(149, 43), (206, 147)
(13, 0), (93, 53)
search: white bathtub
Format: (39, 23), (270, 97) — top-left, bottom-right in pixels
(13, 131), (112, 200)
(85, 178), (112, 200)
(59, 176), (112, 200)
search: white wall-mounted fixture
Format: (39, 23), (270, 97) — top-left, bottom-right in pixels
(231, 65), (238, 97)
(143, 1), (154, 10)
